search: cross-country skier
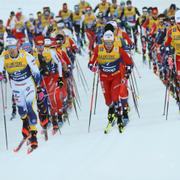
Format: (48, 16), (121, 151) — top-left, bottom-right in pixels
(0, 36), (40, 150)
(88, 30), (133, 133)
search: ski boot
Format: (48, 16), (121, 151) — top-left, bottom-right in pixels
(51, 115), (59, 135)
(21, 115), (30, 139)
(27, 130), (38, 154)
(58, 114), (64, 128)
(117, 115), (124, 133)
(104, 107), (117, 134)
(10, 112), (16, 121)
(62, 110), (69, 122)
(122, 108), (129, 127)
(135, 47), (141, 54)
(40, 115), (49, 141)
(29, 130), (38, 149)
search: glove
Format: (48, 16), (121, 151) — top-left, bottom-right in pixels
(2, 71), (7, 83)
(147, 35), (153, 42)
(125, 66), (132, 79)
(121, 78), (127, 84)
(57, 77), (64, 88)
(64, 71), (71, 78)
(0, 73), (4, 81)
(36, 85), (43, 93)
(129, 43), (135, 50)
(88, 63), (98, 73)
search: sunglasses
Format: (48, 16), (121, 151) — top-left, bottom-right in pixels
(104, 41), (114, 46)
(36, 45), (44, 49)
(7, 45), (17, 50)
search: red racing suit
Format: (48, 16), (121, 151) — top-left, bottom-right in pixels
(89, 43), (133, 106)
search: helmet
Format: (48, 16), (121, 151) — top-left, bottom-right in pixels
(175, 10), (180, 24)
(29, 13), (34, 20)
(126, 0), (132, 5)
(6, 36), (18, 47)
(103, 30), (114, 42)
(34, 36), (45, 46)
(21, 41), (32, 53)
(44, 37), (52, 46)
(97, 12), (104, 18)
(142, 7), (148, 11)
(16, 12), (21, 18)
(170, 3), (176, 10)
(104, 23), (115, 32)
(152, 7), (158, 16)
(56, 34), (65, 44)
(120, 0), (125, 6)
(74, 5), (80, 12)
(86, 6), (92, 13)
(107, 21), (118, 29)
(63, 28), (72, 37)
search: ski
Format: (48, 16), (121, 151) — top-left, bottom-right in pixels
(41, 129), (48, 141)
(104, 119), (116, 134)
(52, 128), (59, 135)
(104, 123), (113, 134)
(13, 137), (29, 152)
(27, 147), (37, 155)
(118, 124), (125, 133)
(10, 113), (16, 121)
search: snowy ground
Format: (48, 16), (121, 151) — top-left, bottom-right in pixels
(0, 1), (180, 180)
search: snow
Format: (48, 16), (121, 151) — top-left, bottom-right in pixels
(0, 0), (180, 180)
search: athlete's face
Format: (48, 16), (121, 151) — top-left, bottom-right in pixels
(127, 3), (132, 9)
(112, 0), (117, 5)
(142, 10), (147, 16)
(159, 18), (164, 26)
(177, 23), (180, 29)
(0, 23), (3, 29)
(36, 45), (44, 54)
(102, 0), (106, 4)
(63, 4), (68, 11)
(104, 41), (114, 51)
(8, 45), (18, 57)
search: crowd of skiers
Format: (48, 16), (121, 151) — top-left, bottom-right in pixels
(0, 0), (179, 152)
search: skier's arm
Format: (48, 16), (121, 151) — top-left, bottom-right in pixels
(69, 38), (78, 52)
(94, 4), (99, 13)
(135, 7), (141, 16)
(165, 28), (172, 47)
(122, 31), (133, 45)
(119, 47), (134, 66)
(149, 22), (157, 36)
(89, 45), (98, 65)
(0, 56), (5, 76)
(0, 56), (4, 72)
(50, 49), (63, 77)
(26, 52), (41, 84)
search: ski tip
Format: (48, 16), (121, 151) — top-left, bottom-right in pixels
(27, 148), (36, 155)
(13, 148), (18, 153)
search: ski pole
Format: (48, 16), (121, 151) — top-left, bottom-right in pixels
(5, 82), (7, 109)
(88, 72), (96, 132)
(132, 69), (140, 96)
(166, 86), (171, 120)
(77, 65), (88, 95)
(72, 76), (81, 105)
(76, 59), (89, 90)
(129, 75), (140, 118)
(0, 81), (8, 150)
(130, 73), (139, 105)
(73, 98), (79, 120)
(163, 84), (168, 116)
(129, 51), (141, 79)
(93, 73), (99, 115)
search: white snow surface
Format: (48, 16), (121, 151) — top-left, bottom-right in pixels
(0, 0), (180, 180)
